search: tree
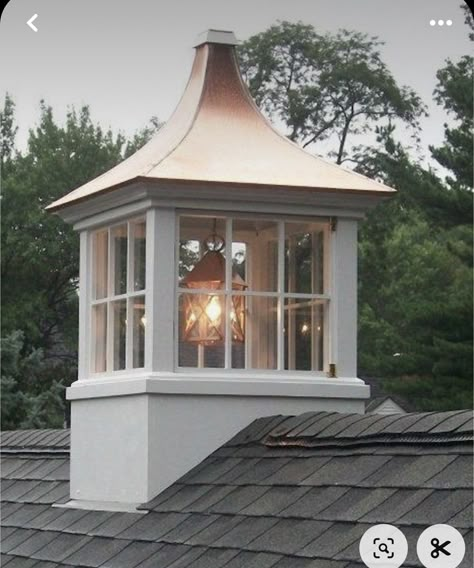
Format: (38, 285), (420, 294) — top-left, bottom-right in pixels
(1, 98), (159, 428)
(429, 55), (473, 224)
(2, 102), (125, 355)
(239, 22), (425, 163)
(0, 92), (18, 164)
(1, 331), (65, 429)
(355, 48), (473, 409)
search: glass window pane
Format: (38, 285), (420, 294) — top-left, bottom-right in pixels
(232, 295), (277, 370)
(92, 303), (107, 373)
(93, 230), (108, 300)
(112, 300), (127, 370)
(132, 296), (145, 368)
(178, 293), (225, 368)
(133, 221), (146, 291)
(285, 223), (326, 295)
(284, 298), (325, 371)
(112, 225), (128, 295)
(179, 216), (226, 286)
(233, 219), (278, 292)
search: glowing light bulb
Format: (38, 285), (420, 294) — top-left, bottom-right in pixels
(301, 323), (309, 334)
(140, 315), (147, 327)
(205, 296), (221, 322)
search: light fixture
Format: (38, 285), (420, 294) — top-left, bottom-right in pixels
(181, 226), (246, 345)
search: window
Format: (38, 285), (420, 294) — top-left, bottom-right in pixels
(91, 219), (146, 373)
(178, 215), (330, 372)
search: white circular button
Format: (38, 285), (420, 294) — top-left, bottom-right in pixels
(360, 524), (408, 568)
(417, 524), (465, 568)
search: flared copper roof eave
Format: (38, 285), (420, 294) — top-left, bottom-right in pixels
(47, 175), (394, 213)
(47, 30), (396, 213)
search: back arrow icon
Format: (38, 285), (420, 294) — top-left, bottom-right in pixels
(27, 14), (38, 32)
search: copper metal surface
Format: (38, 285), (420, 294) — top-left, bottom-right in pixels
(48, 35), (395, 212)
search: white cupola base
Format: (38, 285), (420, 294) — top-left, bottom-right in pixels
(68, 377), (367, 507)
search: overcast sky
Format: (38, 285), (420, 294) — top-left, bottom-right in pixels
(0, 0), (471, 167)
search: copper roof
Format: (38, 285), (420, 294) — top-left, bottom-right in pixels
(48, 30), (395, 212)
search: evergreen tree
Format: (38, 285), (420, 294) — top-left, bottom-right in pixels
(1, 96), (158, 428)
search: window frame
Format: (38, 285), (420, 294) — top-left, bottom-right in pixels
(89, 217), (146, 375)
(175, 212), (332, 375)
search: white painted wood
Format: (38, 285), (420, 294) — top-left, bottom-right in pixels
(146, 207), (176, 372)
(225, 218), (232, 369)
(69, 385), (366, 504)
(126, 222), (133, 370)
(277, 221), (285, 370)
(67, 373), (368, 400)
(77, 231), (90, 380)
(62, 182), (386, 227)
(332, 218), (358, 378)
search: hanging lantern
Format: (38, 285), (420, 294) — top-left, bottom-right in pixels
(181, 232), (246, 345)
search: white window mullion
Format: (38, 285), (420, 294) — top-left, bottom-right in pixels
(224, 218), (232, 369)
(311, 232), (318, 371)
(106, 228), (113, 372)
(325, 223), (334, 373)
(126, 222), (133, 369)
(288, 236), (296, 370)
(277, 221), (285, 371)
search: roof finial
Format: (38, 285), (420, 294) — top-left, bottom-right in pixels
(194, 29), (239, 48)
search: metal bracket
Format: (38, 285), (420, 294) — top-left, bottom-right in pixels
(327, 363), (337, 378)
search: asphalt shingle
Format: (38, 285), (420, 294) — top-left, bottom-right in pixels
(210, 486), (269, 514)
(0, 529), (37, 554)
(359, 488), (434, 523)
(222, 551), (282, 568)
(246, 519), (332, 555)
(105, 541), (165, 568)
(62, 536), (129, 567)
(214, 516), (279, 549)
(2, 410), (472, 568)
(30, 533), (92, 563)
(301, 456), (391, 486)
(281, 486), (349, 519)
(117, 512), (189, 541)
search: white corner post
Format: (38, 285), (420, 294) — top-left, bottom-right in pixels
(69, 206), (179, 507)
(331, 218), (358, 379)
(145, 207), (176, 372)
(77, 230), (90, 380)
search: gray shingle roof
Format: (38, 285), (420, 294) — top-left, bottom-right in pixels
(1, 410), (473, 568)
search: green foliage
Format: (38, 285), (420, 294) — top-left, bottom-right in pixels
(356, 61), (473, 409)
(1, 95), (159, 428)
(239, 22), (425, 163)
(429, 55), (473, 216)
(240, 20), (472, 410)
(1, 331), (65, 429)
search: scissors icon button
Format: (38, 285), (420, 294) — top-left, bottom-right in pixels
(417, 525), (465, 568)
(431, 538), (451, 558)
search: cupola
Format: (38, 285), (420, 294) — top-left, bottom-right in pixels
(48, 29), (395, 509)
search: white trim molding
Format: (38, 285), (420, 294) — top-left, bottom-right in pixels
(66, 373), (369, 401)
